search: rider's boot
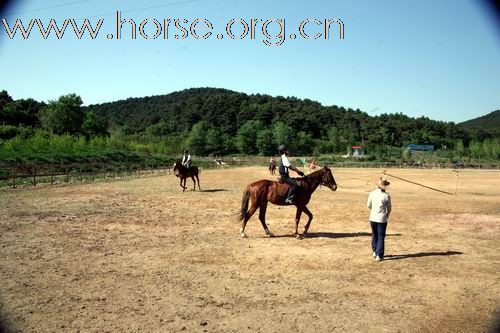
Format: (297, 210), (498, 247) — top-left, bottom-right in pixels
(285, 186), (296, 204)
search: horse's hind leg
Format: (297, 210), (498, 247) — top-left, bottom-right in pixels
(303, 206), (314, 235)
(195, 173), (201, 190)
(240, 205), (258, 238)
(258, 202), (273, 237)
(294, 207), (303, 239)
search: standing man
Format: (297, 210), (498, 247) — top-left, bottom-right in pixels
(367, 177), (392, 261)
(278, 144), (305, 204)
(182, 149), (192, 170)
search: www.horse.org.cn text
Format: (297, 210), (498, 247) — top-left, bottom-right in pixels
(0, 12), (345, 46)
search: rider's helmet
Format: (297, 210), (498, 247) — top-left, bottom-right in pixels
(278, 144), (288, 155)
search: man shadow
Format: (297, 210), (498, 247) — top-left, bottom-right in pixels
(384, 251), (463, 260)
(304, 232), (402, 239)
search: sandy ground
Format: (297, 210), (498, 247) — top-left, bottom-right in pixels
(0, 167), (499, 332)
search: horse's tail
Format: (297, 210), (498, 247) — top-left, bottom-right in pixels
(238, 186), (251, 222)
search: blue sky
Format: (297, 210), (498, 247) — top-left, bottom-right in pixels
(0, 0), (499, 122)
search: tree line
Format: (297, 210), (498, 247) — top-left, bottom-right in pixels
(0, 88), (499, 163)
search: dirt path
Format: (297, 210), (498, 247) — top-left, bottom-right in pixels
(1, 167), (499, 332)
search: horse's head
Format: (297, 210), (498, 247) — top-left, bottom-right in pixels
(173, 160), (182, 176)
(320, 166), (337, 191)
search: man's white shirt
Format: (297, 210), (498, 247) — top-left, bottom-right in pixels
(367, 189), (392, 223)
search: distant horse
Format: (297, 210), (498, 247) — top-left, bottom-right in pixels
(238, 166), (337, 238)
(215, 159), (227, 168)
(173, 160), (201, 192)
(269, 160), (276, 175)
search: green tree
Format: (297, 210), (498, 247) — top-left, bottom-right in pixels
(40, 94), (84, 134)
(145, 121), (176, 137)
(468, 140), (482, 160)
(206, 128), (224, 155)
(186, 121), (210, 155)
(481, 139), (499, 161)
(455, 140), (465, 160)
(256, 129), (275, 155)
(273, 121), (294, 147)
(0, 90), (13, 113)
(295, 131), (314, 155)
(236, 120), (263, 154)
(82, 111), (108, 137)
(327, 127), (341, 152)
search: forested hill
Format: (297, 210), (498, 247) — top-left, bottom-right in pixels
(85, 87), (495, 149)
(460, 110), (500, 129)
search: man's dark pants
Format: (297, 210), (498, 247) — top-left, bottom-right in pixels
(280, 174), (298, 202)
(370, 222), (387, 258)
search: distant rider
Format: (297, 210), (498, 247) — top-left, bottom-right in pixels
(278, 144), (305, 204)
(182, 149), (192, 170)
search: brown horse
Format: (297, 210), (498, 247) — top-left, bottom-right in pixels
(269, 160), (276, 175)
(238, 166), (337, 238)
(173, 160), (201, 192)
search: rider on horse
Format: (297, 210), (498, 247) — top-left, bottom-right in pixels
(182, 149), (192, 170)
(278, 144), (305, 204)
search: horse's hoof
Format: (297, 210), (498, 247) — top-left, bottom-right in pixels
(296, 234), (303, 240)
(241, 233), (248, 238)
(266, 232), (275, 238)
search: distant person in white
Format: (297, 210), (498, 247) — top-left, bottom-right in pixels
(182, 149), (192, 169)
(367, 177), (392, 261)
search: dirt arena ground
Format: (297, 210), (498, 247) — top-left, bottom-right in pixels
(0, 166), (499, 332)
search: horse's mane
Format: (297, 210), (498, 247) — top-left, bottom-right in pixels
(304, 167), (327, 179)
(295, 167), (328, 187)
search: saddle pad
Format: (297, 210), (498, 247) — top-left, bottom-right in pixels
(276, 182), (290, 197)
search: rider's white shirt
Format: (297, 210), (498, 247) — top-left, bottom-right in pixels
(182, 154), (191, 166)
(281, 154), (291, 171)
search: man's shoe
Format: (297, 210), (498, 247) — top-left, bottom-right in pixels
(375, 256), (383, 262)
(285, 198), (294, 204)
(372, 252), (376, 258)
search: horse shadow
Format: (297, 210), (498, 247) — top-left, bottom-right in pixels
(198, 189), (227, 193)
(384, 251), (463, 260)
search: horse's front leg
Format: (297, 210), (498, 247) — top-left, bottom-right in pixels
(180, 177), (186, 191)
(195, 173), (201, 190)
(294, 207), (303, 239)
(191, 176), (196, 191)
(302, 206), (314, 235)
(182, 178), (187, 192)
